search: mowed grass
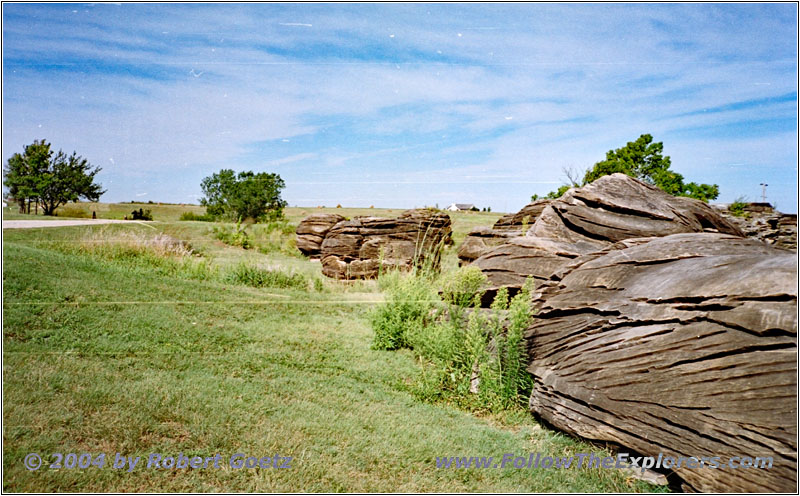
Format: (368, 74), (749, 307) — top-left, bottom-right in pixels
(3, 221), (663, 492)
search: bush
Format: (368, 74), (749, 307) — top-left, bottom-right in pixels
(180, 211), (215, 222)
(213, 220), (252, 249)
(226, 263), (309, 290)
(371, 272), (438, 350)
(439, 266), (487, 308)
(372, 268), (536, 412)
(130, 208), (153, 221)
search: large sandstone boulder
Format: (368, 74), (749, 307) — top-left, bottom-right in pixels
(320, 209), (452, 279)
(525, 233), (797, 492)
(295, 213), (346, 258)
(471, 174), (744, 299)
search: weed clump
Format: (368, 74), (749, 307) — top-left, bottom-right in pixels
(728, 196), (749, 218)
(179, 211), (215, 222)
(371, 265), (536, 412)
(213, 220), (252, 249)
(226, 263), (309, 290)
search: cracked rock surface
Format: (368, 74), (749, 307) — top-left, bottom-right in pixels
(525, 233), (797, 492)
(295, 213), (346, 258)
(470, 174), (744, 300)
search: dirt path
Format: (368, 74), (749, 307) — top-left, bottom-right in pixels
(3, 219), (149, 229)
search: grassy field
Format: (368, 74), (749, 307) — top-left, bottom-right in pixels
(3, 204), (664, 492)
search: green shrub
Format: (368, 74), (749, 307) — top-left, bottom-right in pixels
(180, 211), (215, 222)
(478, 283), (536, 410)
(213, 220), (252, 249)
(226, 263), (308, 290)
(372, 268), (536, 413)
(439, 266), (487, 308)
(371, 272), (438, 350)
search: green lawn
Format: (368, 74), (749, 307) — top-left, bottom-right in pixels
(3, 218), (664, 492)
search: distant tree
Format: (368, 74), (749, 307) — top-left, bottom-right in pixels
(533, 135), (718, 202)
(3, 139), (104, 215)
(200, 169), (287, 222)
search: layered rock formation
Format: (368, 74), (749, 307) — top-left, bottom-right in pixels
(295, 213), (346, 258)
(524, 233), (797, 492)
(469, 174), (743, 300)
(457, 200), (550, 265)
(319, 209), (452, 279)
(713, 203), (797, 251)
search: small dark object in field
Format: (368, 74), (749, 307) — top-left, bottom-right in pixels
(131, 208), (153, 221)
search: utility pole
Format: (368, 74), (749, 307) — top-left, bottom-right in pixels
(759, 183), (768, 203)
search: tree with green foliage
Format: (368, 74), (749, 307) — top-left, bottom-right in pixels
(3, 139), (105, 215)
(200, 169), (287, 222)
(532, 134), (719, 202)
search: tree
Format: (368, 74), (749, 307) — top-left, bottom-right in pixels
(200, 169), (287, 222)
(532, 134), (719, 202)
(3, 139), (105, 215)
(583, 134), (718, 201)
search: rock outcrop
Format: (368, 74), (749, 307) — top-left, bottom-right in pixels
(457, 200), (550, 265)
(320, 209), (452, 279)
(469, 174), (744, 300)
(525, 233), (797, 492)
(713, 203), (797, 251)
(295, 213), (346, 258)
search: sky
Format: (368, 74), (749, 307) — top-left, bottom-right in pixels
(2, 3), (798, 213)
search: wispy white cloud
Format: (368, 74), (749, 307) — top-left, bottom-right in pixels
(2, 3), (796, 212)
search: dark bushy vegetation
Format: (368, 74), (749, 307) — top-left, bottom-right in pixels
(130, 208), (153, 221)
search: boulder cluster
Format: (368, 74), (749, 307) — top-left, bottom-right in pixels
(296, 209), (452, 279)
(458, 174), (797, 492)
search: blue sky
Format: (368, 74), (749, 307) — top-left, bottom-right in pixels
(2, 3), (797, 213)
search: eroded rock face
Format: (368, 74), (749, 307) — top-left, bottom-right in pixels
(457, 200), (552, 265)
(320, 209), (452, 279)
(295, 213), (346, 258)
(525, 233), (797, 492)
(470, 174), (744, 299)
(713, 204), (797, 251)
(492, 199), (552, 232)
